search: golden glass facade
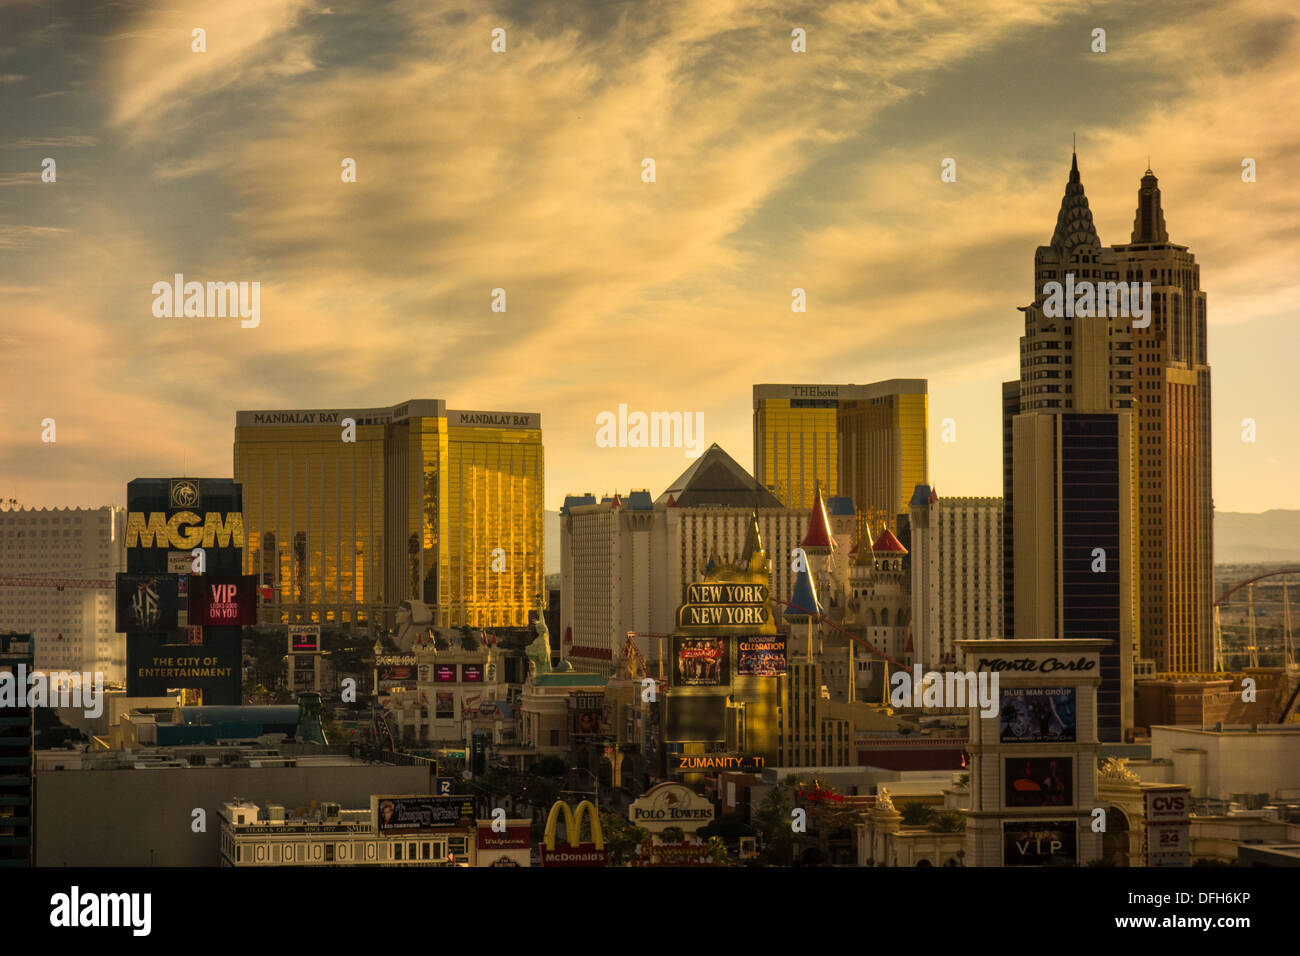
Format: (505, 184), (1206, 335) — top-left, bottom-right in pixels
(753, 389), (838, 510)
(754, 382), (928, 531)
(234, 401), (542, 629)
(836, 383), (929, 532)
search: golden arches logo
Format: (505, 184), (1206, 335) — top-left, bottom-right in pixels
(543, 800), (604, 851)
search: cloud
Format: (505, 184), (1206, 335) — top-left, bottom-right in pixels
(1, 0), (1298, 514)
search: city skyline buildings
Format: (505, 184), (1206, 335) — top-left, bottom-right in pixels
(753, 380), (928, 533)
(233, 400), (544, 630)
(1006, 153), (1142, 741)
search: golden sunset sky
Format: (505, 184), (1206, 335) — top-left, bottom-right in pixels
(1, 0), (1297, 513)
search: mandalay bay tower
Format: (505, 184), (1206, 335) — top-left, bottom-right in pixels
(233, 400), (544, 631)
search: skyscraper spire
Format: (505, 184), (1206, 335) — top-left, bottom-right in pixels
(1130, 167), (1169, 244)
(1051, 152), (1101, 255)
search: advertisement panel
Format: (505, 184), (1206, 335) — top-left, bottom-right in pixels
(291, 655), (316, 691)
(673, 636), (728, 686)
(167, 551), (193, 574)
(736, 636), (786, 677)
(461, 663), (484, 683)
(289, 625), (320, 653)
(435, 692), (454, 719)
(127, 643), (239, 696)
(375, 796), (474, 831)
(999, 687), (1076, 743)
(1004, 821), (1077, 866)
(570, 692), (608, 738)
(1147, 824), (1190, 866)
(115, 573), (179, 632)
(1005, 757), (1073, 807)
(665, 697), (726, 742)
(188, 575), (258, 626)
(378, 658), (418, 693)
(433, 664), (457, 683)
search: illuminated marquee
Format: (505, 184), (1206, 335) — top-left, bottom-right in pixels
(676, 581), (773, 630)
(125, 511), (245, 549)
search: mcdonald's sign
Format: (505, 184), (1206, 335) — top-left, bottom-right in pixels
(539, 800), (607, 867)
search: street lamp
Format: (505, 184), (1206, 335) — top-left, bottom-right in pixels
(566, 765), (599, 805)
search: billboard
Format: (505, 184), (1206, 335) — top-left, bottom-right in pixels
(461, 663), (484, 683)
(1004, 821), (1077, 866)
(1005, 758), (1073, 807)
(187, 575), (258, 626)
(999, 687), (1076, 743)
(377, 655), (417, 692)
(115, 573), (179, 632)
(570, 692), (608, 738)
(289, 626), (320, 653)
(128, 644), (239, 696)
(665, 697), (727, 742)
(737, 636), (786, 677)
(374, 796), (474, 831)
(673, 636), (728, 686)
(433, 664), (457, 683)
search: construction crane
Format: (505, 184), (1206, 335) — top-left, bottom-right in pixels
(0, 577), (113, 591)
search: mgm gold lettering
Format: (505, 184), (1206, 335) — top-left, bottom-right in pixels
(125, 511), (244, 549)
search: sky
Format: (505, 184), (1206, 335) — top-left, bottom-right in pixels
(1, 0), (1297, 514)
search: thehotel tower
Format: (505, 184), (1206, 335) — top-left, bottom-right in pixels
(1003, 154), (1138, 742)
(753, 381), (927, 531)
(233, 400), (543, 630)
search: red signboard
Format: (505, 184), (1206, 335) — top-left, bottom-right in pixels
(187, 575), (258, 626)
(540, 844), (607, 867)
(433, 664), (457, 683)
(476, 825), (531, 852)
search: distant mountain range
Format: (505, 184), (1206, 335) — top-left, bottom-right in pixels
(1214, 510), (1300, 565)
(546, 508), (1300, 575)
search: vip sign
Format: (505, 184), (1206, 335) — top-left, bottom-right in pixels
(125, 511), (245, 549)
(188, 575), (257, 626)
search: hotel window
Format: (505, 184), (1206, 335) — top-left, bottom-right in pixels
(325, 844), (334, 862)
(394, 842), (402, 860)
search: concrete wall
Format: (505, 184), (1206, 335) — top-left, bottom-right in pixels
(36, 764), (432, 866)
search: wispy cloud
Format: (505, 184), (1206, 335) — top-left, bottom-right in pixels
(0, 0), (1296, 513)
